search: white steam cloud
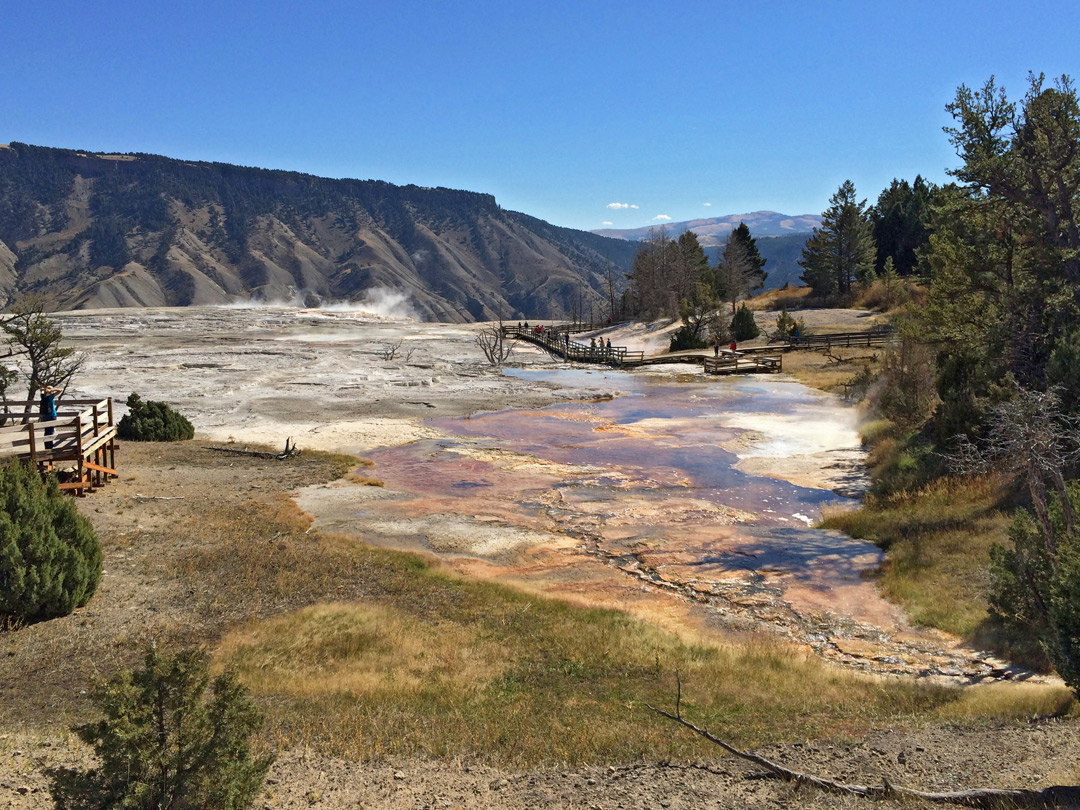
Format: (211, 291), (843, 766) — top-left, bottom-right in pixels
(222, 286), (418, 321)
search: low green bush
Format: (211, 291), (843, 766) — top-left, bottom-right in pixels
(70, 646), (273, 810)
(668, 324), (708, 352)
(0, 460), (101, 623)
(730, 304), (760, 341)
(117, 392), (194, 441)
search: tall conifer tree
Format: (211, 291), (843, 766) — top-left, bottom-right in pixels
(799, 180), (876, 299)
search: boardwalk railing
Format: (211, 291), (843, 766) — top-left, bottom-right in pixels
(0, 398), (118, 493)
(503, 324), (645, 366)
(787, 328), (893, 350)
(504, 324), (786, 374)
(704, 353), (783, 375)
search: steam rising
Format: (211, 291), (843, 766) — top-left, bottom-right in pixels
(222, 286), (418, 321)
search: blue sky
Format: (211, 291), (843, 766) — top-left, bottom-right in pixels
(4, 1), (1078, 231)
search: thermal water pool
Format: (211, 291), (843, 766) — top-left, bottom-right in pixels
(302, 367), (1004, 679)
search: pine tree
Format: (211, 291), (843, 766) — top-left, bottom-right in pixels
(728, 222), (767, 295)
(799, 180), (877, 300)
(869, 176), (935, 275)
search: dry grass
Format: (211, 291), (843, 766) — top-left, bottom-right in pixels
(195, 496), (1070, 765)
(821, 476), (1012, 638)
(746, 286), (813, 310)
(934, 681), (1075, 722)
(776, 347), (881, 396)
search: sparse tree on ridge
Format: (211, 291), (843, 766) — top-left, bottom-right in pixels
(799, 180), (877, 300)
(715, 222), (767, 313)
(626, 227), (713, 320)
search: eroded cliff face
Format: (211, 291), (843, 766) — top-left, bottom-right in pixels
(0, 143), (634, 320)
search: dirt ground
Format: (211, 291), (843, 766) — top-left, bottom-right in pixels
(1, 441), (1079, 809)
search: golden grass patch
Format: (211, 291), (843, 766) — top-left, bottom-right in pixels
(216, 602), (508, 698)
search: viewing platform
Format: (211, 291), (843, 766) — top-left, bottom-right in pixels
(0, 398), (118, 494)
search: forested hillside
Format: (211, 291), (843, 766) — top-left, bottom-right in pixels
(0, 143), (634, 320)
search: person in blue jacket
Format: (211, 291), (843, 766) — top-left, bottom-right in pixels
(39, 386), (61, 449)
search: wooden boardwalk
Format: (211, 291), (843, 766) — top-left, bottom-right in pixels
(504, 324), (645, 367)
(503, 324), (783, 375)
(0, 398), (119, 494)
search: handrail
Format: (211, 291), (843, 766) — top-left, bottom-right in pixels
(502, 325), (641, 366)
(0, 398), (116, 459)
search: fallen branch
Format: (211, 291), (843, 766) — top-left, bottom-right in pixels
(206, 438), (300, 460)
(647, 676), (1080, 808)
(133, 494), (185, 501)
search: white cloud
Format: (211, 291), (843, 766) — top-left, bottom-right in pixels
(601, 221), (613, 226)
(653, 214), (672, 221)
(606, 202), (639, 209)
(703, 202), (712, 207)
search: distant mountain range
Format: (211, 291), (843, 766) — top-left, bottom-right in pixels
(592, 211), (822, 246)
(0, 143), (640, 321)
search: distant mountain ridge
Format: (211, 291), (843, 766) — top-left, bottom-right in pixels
(593, 210), (821, 246)
(0, 142), (639, 321)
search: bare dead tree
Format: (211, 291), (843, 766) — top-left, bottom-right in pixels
(647, 675), (1080, 808)
(1, 297), (84, 423)
(947, 387), (1080, 552)
(381, 340), (404, 361)
(475, 318), (514, 367)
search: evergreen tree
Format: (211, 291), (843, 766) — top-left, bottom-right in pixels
(728, 222), (767, 295)
(921, 74), (1080, 431)
(0, 461), (101, 623)
(869, 176), (935, 275)
(798, 180), (877, 300)
(1, 298), (83, 411)
(73, 647), (273, 810)
(730, 303), (760, 341)
(118, 393), (195, 441)
(716, 224), (767, 314)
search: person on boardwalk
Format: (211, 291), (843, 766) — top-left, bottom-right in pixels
(606, 338), (612, 358)
(730, 340), (737, 354)
(39, 385), (61, 449)
(713, 337), (720, 358)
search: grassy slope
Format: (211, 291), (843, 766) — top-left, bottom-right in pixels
(172, 455), (1069, 765)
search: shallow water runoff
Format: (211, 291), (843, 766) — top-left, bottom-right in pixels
(361, 366), (1003, 681)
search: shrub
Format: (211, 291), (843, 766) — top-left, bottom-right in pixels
(0, 461), (101, 623)
(990, 486), (1080, 694)
(774, 308), (806, 341)
(730, 303), (760, 341)
(668, 323), (708, 352)
(118, 392), (194, 441)
(72, 646), (273, 810)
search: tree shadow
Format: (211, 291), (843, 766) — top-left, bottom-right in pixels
(43, 766), (109, 810)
